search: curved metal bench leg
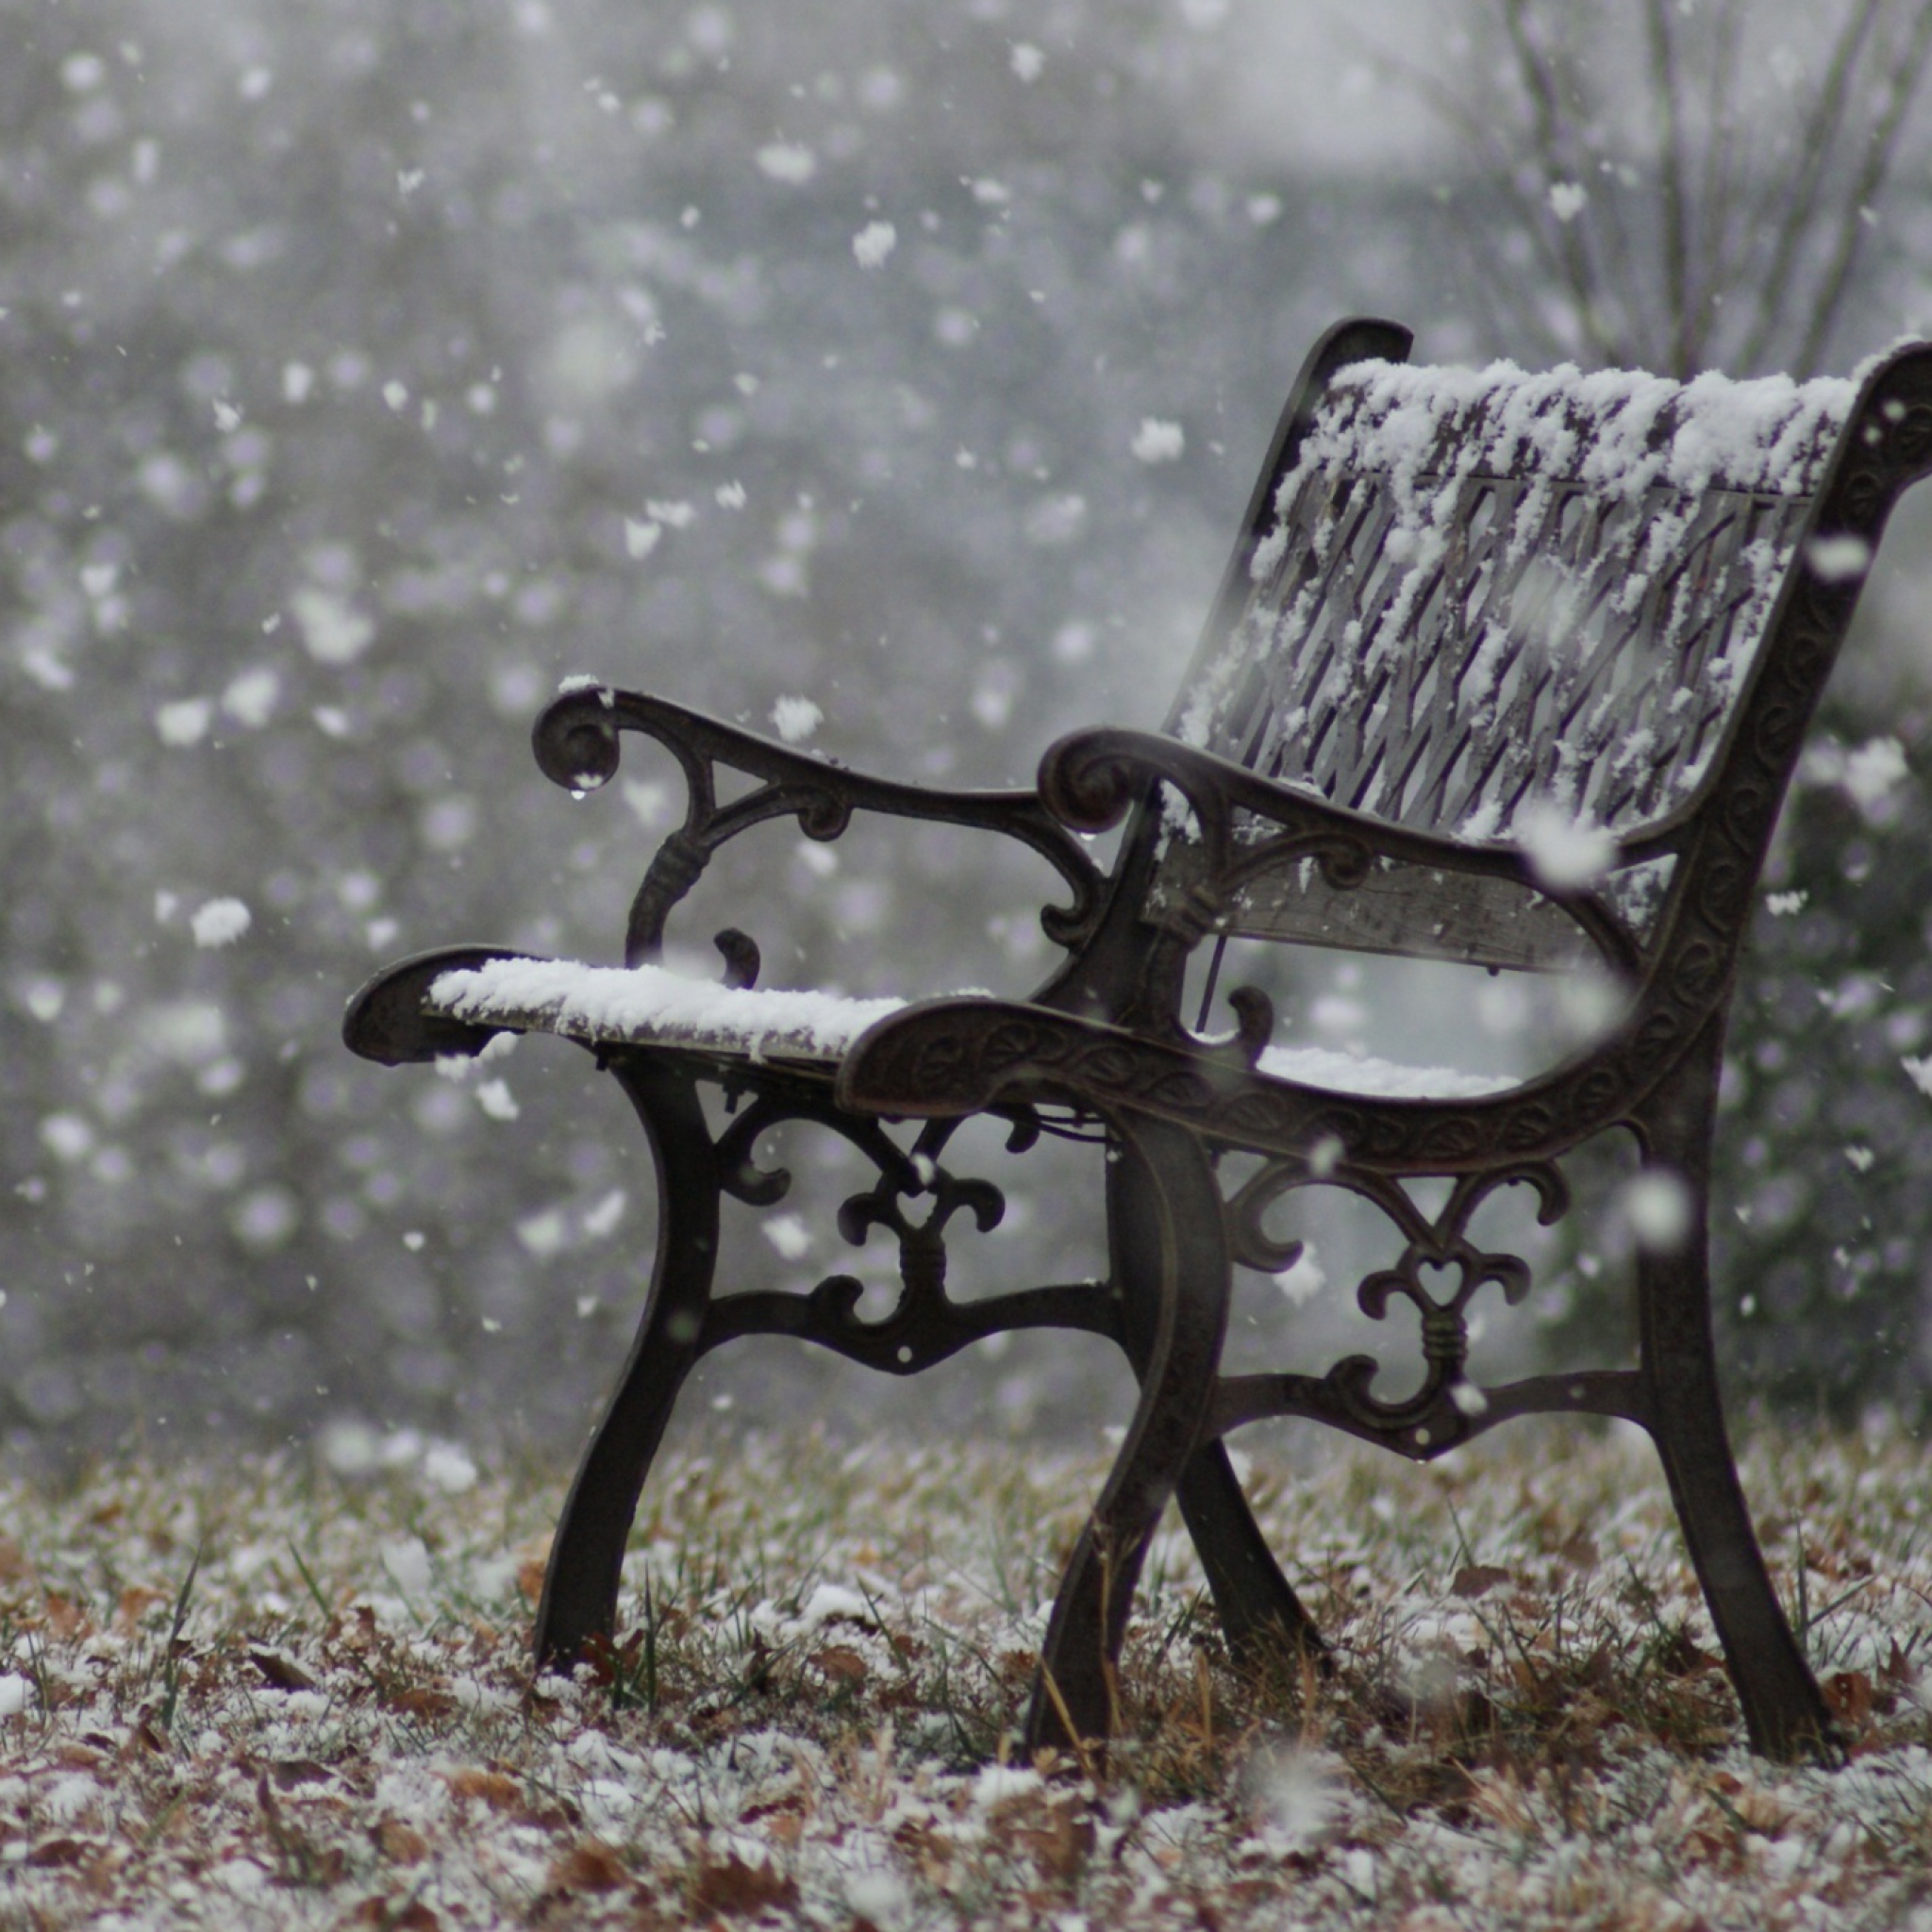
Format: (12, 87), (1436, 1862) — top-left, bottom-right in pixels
(1025, 1112), (1232, 1757)
(1634, 1025), (1840, 1763)
(1105, 1129), (1329, 1669)
(533, 1059), (718, 1670)
(1175, 1447), (1329, 1671)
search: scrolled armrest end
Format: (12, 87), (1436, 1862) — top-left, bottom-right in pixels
(1037, 726), (1158, 834)
(532, 683), (621, 793)
(343, 945), (534, 1065)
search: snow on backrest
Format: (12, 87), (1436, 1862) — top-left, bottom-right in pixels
(1174, 357), (1856, 842)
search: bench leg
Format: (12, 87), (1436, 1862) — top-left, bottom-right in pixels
(1175, 1448), (1329, 1672)
(1634, 1025), (1840, 1763)
(1026, 1112), (1231, 1757)
(533, 1060), (718, 1671)
(1105, 1130), (1329, 1671)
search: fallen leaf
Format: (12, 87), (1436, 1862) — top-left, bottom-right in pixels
(250, 1647), (320, 1691)
(809, 1644), (868, 1686)
(1451, 1563), (1513, 1600)
(356, 1900), (439, 1931)
(1824, 1669), (1874, 1726)
(115, 1584), (168, 1626)
(385, 1686), (455, 1720)
(1557, 1530), (1599, 1571)
(691, 1852), (798, 1916)
(27, 1837), (96, 1869)
(42, 1593), (88, 1640)
(372, 1819), (429, 1865)
(1016, 1797), (1094, 1881)
(1657, 1629), (1717, 1676)
(447, 1768), (522, 1809)
(550, 1838), (629, 1893)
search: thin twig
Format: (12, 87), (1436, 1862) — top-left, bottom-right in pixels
(1734, 0), (1885, 373)
(1792, 0), (1932, 375)
(1644, 0), (1693, 375)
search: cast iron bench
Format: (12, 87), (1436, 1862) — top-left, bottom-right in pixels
(346, 316), (1932, 1763)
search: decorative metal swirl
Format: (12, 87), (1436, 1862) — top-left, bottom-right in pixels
(1036, 724), (1639, 979)
(697, 1090), (1116, 1374)
(1226, 1152), (1569, 1438)
(531, 684), (1106, 969)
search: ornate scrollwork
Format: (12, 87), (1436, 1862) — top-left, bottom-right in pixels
(530, 683), (1107, 971)
(700, 1092), (1116, 1374)
(1226, 1152), (1570, 1442)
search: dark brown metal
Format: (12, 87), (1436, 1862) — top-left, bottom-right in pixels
(1625, 1015), (1842, 1763)
(1024, 1108), (1234, 1756)
(529, 683), (1108, 969)
(346, 319), (1932, 1764)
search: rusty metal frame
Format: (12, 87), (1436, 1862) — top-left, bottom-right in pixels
(346, 318), (1932, 1765)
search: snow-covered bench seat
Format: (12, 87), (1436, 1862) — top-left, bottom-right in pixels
(346, 315), (1932, 1767)
(420, 953), (1518, 1099)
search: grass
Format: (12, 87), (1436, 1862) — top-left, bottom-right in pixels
(3, 1417), (1932, 1927)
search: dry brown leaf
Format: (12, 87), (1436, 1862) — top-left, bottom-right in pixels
(809, 1643), (868, 1686)
(385, 1685), (456, 1720)
(1451, 1563), (1513, 1600)
(1824, 1668), (1875, 1726)
(1731, 1788), (1795, 1838)
(740, 1795), (808, 1848)
(893, 1819), (956, 1885)
(249, 1646), (320, 1691)
(1557, 1531), (1599, 1571)
(27, 1837), (96, 1869)
(1657, 1629), (1717, 1676)
(447, 1767), (522, 1809)
(42, 1592), (88, 1640)
(550, 1838), (629, 1893)
(372, 1819), (429, 1865)
(356, 1899), (440, 1931)
(691, 1851), (799, 1916)
(1015, 1797), (1094, 1882)
(115, 1584), (168, 1627)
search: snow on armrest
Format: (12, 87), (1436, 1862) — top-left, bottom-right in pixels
(427, 957), (910, 1065)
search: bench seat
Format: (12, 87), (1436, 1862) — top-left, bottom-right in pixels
(422, 952), (1518, 1101)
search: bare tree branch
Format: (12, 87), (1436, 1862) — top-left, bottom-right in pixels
(1733, 0), (1884, 373)
(1690, 0), (1748, 366)
(1376, 0), (1932, 375)
(1791, 0), (1932, 375)
(1497, 0), (1623, 364)
(1643, 0), (1693, 375)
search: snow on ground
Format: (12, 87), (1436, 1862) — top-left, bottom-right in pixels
(3, 1423), (1932, 1926)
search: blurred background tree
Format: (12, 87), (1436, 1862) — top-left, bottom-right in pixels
(1389, 0), (1932, 376)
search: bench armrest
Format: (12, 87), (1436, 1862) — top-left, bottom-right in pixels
(537, 683), (1106, 967)
(1037, 725), (1645, 975)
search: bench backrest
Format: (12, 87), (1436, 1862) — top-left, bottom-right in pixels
(1147, 320), (1884, 972)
